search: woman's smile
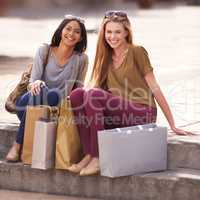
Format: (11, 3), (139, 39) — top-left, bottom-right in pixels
(105, 21), (128, 49)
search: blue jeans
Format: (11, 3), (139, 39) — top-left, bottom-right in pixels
(15, 86), (61, 144)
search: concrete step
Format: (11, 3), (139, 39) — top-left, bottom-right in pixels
(0, 189), (101, 200)
(168, 135), (200, 170)
(0, 160), (200, 200)
(0, 123), (18, 159)
(1, 123), (200, 170)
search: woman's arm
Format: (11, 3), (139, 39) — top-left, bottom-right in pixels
(144, 71), (192, 135)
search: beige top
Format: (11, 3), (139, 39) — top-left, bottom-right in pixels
(107, 44), (156, 108)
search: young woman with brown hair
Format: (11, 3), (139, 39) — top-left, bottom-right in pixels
(69, 11), (191, 176)
(6, 15), (88, 162)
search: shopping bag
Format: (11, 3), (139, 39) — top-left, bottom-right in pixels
(22, 105), (51, 164)
(31, 119), (57, 169)
(98, 123), (167, 178)
(55, 99), (82, 170)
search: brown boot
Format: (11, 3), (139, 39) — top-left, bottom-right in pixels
(6, 142), (21, 162)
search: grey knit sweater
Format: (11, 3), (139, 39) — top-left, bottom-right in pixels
(30, 43), (88, 98)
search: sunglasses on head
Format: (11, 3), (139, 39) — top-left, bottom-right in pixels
(104, 10), (127, 19)
(64, 14), (85, 24)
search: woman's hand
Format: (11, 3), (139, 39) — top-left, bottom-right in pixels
(29, 80), (45, 96)
(170, 126), (195, 136)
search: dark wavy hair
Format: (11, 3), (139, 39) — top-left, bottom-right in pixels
(50, 18), (87, 53)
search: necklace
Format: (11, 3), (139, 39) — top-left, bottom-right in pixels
(112, 48), (129, 69)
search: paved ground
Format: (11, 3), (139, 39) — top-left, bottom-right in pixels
(0, 189), (101, 200)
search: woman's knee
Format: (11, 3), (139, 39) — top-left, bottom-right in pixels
(69, 88), (85, 107)
(86, 88), (107, 96)
(47, 89), (61, 106)
(85, 88), (108, 103)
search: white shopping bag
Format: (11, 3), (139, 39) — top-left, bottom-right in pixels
(98, 123), (167, 177)
(31, 120), (57, 170)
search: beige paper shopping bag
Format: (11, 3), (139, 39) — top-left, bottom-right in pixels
(55, 99), (82, 170)
(22, 105), (50, 165)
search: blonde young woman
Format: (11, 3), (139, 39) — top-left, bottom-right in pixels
(6, 15), (88, 162)
(69, 11), (192, 176)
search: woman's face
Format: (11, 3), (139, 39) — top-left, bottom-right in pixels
(105, 21), (128, 49)
(61, 20), (82, 47)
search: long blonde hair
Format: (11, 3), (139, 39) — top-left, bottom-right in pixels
(90, 15), (133, 89)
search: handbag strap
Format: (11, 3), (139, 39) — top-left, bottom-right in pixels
(42, 43), (51, 76)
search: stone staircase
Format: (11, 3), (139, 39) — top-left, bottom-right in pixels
(0, 122), (200, 200)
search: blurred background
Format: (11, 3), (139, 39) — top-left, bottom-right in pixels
(0, 0), (200, 131)
(0, 0), (200, 14)
(0, 0), (200, 13)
